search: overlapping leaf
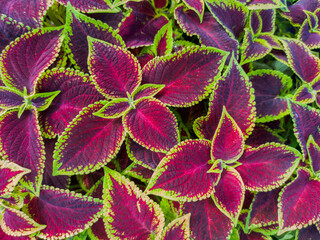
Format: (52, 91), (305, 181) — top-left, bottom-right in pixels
(153, 21), (173, 57)
(297, 225), (320, 240)
(93, 98), (130, 119)
(0, 87), (23, 110)
(58, 0), (111, 12)
(160, 214), (190, 240)
(307, 135), (320, 175)
(298, 19), (320, 49)
(292, 84), (316, 103)
(246, 0), (284, 10)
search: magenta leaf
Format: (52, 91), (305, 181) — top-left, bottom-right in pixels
(0, 161), (30, 197)
(236, 143), (301, 191)
(153, 21), (173, 57)
(281, 38), (320, 83)
(0, 87), (23, 110)
(118, 1), (168, 48)
(153, 0), (167, 9)
(126, 137), (165, 170)
(248, 70), (292, 122)
(0, 206), (45, 236)
(27, 185), (103, 239)
(53, 101), (125, 175)
(0, 109), (45, 194)
(103, 168), (164, 239)
(123, 98), (179, 152)
(307, 135), (320, 175)
(142, 45), (228, 107)
(88, 37), (141, 99)
(160, 214), (191, 240)
(193, 55), (255, 140)
(64, 4), (124, 72)
(288, 100), (320, 158)
(0, 0), (53, 28)
(278, 168), (320, 234)
(0, 28), (63, 94)
(246, 0), (285, 10)
(57, 0), (111, 12)
(28, 91), (60, 112)
(181, 198), (234, 239)
(298, 20), (320, 49)
(182, 0), (204, 21)
(174, 6), (238, 57)
(206, 0), (249, 38)
(146, 140), (219, 202)
(94, 98), (130, 119)
(36, 68), (104, 138)
(132, 84), (165, 100)
(212, 167), (245, 222)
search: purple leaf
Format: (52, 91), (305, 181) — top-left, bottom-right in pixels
(36, 68), (104, 138)
(288, 100), (320, 158)
(0, 206), (45, 236)
(94, 98), (130, 119)
(298, 225), (320, 240)
(247, 0), (285, 10)
(174, 6), (238, 57)
(146, 140), (219, 202)
(0, 0), (53, 28)
(292, 84), (316, 103)
(211, 107), (245, 163)
(0, 28), (63, 94)
(248, 70), (292, 122)
(53, 101), (125, 175)
(57, 0), (111, 12)
(239, 229), (271, 240)
(193, 55), (255, 140)
(142, 45), (228, 107)
(212, 167), (245, 221)
(250, 11), (262, 35)
(88, 12), (125, 30)
(103, 168), (164, 239)
(123, 163), (154, 183)
(28, 91), (60, 112)
(0, 87), (23, 109)
(307, 135), (320, 175)
(123, 98), (179, 152)
(298, 20), (320, 49)
(182, 0), (204, 21)
(181, 198), (234, 239)
(161, 214), (191, 240)
(64, 4), (124, 72)
(258, 33), (282, 49)
(27, 185), (103, 239)
(0, 109), (45, 194)
(153, 21), (173, 56)
(278, 168), (320, 234)
(259, 9), (276, 33)
(246, 125), (284, 147)
(281, 38), (320, 83)
(132, 84), (165, 101)
(88, 37), (141, 99)
(206, 0), (248, 38)
(118, 1), (168, 48)
(126, 137), (165, 170)
(236, 143), (301, 191)
(0, 161), (30, 197)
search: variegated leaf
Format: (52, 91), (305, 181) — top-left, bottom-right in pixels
(307, 135), (320, 175)
(57, 0), (111, 12)
(132, 84), (165, 101)
(0, 87), (23, 110)
(94, 98), (130, 119)
(159, 214), (190, 240)
(153, 21), (173, 57)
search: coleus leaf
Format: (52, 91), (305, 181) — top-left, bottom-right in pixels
(246, 125), (284, 147)
(0, 206), (45, 237)
(211, 107), (245, 163)
(0, 0), (53, 28)
(146, 140), (219, 202)
(239, 229), (272, 240)
(27, 185), (103, 239)
(181, 198), (234, 239)
(246, 0), (285, 10)
(0, 14), (30, 53)
(250, 11), (263, 35)
(88, 12), (125, 30)
(292, 84), (316, 103)
(153, 0), (167, 9)
(236, 143), (301, 191)
(160, 214), (190, 240)
(36, 68), (104, 138)
(53, 101), (125, 175)
(0, 87), (23, 109)
(118, 1), (168, 48)
(0, 223), (34, 240)
(103, 167), (165, 239)
(281, 38), (320, 83)
(132, 84), (165, 101)
(57, 0), (111, 12)
(258, 33), (282, 49)
(142, 45), (228, 107)
(94, 98), (130, 119)
(153, 21), (173, 57)
(248, 70), (292, 122)
(123, 98), (179, 152)
(259, 9), (276, 33)
(307, 135), (320, 175)
(174, 6), (238, 58)
(278, 168), (320, 234)
(212, 167), (245, 222)
(0, 161), (30, 198)
(182, 0), (204, 22)
(193, 54), (255, 140)
(123, 162), (154, 183)
(27, 91), (60, 112)
(288, 100), (320, 158)
(205, 0), (249, 38)
(88, 37), (141, 99)
(297, 225), (320, 240)
(64, 4), (124, 72)
(0, 27), (63, 94)
(0, 109), (44, 194)
(298, 19), (320, 49)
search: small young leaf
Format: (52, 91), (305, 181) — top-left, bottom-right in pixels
(94, 98), (130, 119)
(28, 91), (60, 112)
(292, 84), (316, 103)
(132, 84), (165, 100)
(160, 214), (190, 240)
(0, 87), (23, 109)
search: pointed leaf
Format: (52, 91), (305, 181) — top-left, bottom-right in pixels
(236, 143), (301, 191)
(28, 91), (60, 112)
(307, 135), (320, 175)
(160, 214), (190, 240)
(88, 37), (141, 99)
(250, 11), (262, 35)
(193, 55), (255, 140)
(293, 84), (316, 103)
(247, 0), (285, 10)
(259, 9), (276, 33)
(181, 198), (234, 239)
(103, 168), (164, 239)
(298, 20), (320, 49)
(212, 167), (245, 222)
(142, 45), (228, 107)
(132, 84), (165, 100)
(0, 87), (23, 109)
(36, 68), (104, 138)
(53, 101), (125, 175)
(0, 109), (45, 194)
(57, 0), (111, 12)
(182, 0), (204, 22)
(123, 98), (179, 152)
(94, 98), (130, 119)
(153, 21), (173, 56)
(146, 140), (219, 202)
(248, 70), (292, 122)
(64, 4), (124, 72)
(281, 38), (320, 83)
(258, 33), (282, 49)
(278, 168), (320, 234)
(0, 28), (63, 94)
(27, 185), (103, 239)
(174, 6), (238, 57)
